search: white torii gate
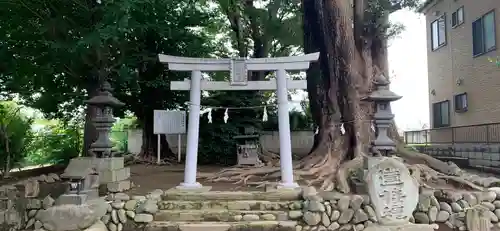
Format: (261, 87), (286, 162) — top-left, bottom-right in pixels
(159, 53), (320, 189)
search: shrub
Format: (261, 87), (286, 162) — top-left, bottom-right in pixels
(26, 122), (82, 165)
(0, 101), (33, 175)
(110, 116), (139, 153)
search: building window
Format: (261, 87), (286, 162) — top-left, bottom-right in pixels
(473, 10), (496, 56)
(452, 7), (464, 27)
(431, 15), (447, 50)
(454, 93), (468, 112)
(433, 100), (450, 128)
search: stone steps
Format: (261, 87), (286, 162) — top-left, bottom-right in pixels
(154, 209), (301, 222)
(146, 221), (298, 231)
(161, 190), (301, 201)
(158, 200), (303, 211)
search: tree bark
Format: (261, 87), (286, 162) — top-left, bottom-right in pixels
(298, 0), (382, 191)
(135, 56), (175, 161)
(139, 109), (173, 160)
(82, 82), (99, 156)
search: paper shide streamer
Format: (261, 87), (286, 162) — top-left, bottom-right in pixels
(262, 106), (268, 122)
(340, 123), (345, 135)
(223, 108), (229, 123)
(207, 108), (213, 123)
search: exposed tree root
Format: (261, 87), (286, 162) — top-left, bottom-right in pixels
(335, 154), (363, 193)
(125, 153), (174, 166)
(199, 142), (491, 193)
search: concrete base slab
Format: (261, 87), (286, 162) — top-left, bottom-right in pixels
(166, 186), (212, 193)
(265, 185), (302, 193)
(162, 190), (301, 201)
(146, 221), (297, 231)
(153, 209), (292, 222)
(276, 182), (300, 190)
(158, 200), (301, 211)
(364, 223), (439, 231)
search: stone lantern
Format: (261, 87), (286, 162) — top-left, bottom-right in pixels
(85, 81), (124, 158)
(362, 74), (402, 156)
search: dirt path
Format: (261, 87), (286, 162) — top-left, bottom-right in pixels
(126, 162), (500, 196)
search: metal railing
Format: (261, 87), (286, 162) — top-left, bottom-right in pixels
(404, 122), (500, 144)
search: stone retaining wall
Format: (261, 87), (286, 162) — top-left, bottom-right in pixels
(5, 171), (500, 231)
(301, 187), (500, 231)
(0, 173), (67, 231)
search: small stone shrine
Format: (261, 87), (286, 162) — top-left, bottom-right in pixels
(234, 126), (263, 166)
(57, 158), (99, 205)
(362, 74), (438, 231)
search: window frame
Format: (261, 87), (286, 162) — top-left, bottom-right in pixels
(454, 93), (468, 113)
(432, 100), (450, 128)
(451, 6), (465, 28)
(431, 14), (447, 51)
(472, 10), (497, 57)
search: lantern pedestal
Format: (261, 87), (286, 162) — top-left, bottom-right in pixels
(95, 157), (131, 193)
(84, 82), (131, 193)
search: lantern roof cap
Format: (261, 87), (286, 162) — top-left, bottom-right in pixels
(84, 81), (125, 107)
(362, 74), (402, 102)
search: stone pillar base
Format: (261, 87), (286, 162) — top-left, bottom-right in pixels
(93, 157), (132, 193)
(169, 185), (212, 193)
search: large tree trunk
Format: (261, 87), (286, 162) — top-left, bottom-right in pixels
(299, 0), (482, 192)
(300, 0), (377, 192)
(135, 57), (175, 163)
(82, 82), (99, 156)
(138, 109), (174, 161)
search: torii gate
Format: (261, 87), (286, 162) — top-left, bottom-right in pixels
(158, 53), (320, 189)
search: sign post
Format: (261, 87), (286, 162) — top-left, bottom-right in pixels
(153, 110), (187, 164)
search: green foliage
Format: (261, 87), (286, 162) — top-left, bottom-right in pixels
(110, 116), (138, 152)
(1, 0), (311, 163)
(0, 101), (34, 173)
(365, 0), (421, 40)
(488, 57), (500, 67)
(26, 122), (82, 165)
(0, 0), (217, 118)
(197, 91), (261, 165)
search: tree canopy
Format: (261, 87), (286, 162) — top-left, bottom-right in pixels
(0, 0), (311, 161)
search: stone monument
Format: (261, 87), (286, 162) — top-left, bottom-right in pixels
(362, 74), (438, 231)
